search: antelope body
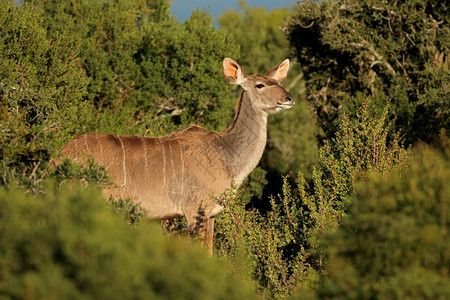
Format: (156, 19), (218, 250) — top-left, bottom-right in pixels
(61, 58), (294, 253)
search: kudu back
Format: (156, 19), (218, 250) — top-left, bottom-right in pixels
(61, 58), (294, 253)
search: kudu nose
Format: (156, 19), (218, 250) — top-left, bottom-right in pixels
(286, 95), (294, 104)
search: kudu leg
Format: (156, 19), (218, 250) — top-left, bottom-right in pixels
(186, 209), (215, 255)
(206, 217), (215, 256)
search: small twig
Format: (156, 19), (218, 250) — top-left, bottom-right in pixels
(297, 20), (315, 29)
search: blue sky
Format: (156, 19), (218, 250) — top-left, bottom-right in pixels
(169, 0), (297, 25)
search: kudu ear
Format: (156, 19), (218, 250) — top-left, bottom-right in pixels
(265, 59), (290, 84)
(223, 58), (246, 85)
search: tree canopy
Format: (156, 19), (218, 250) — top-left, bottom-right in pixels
(288, 0), (449, 144)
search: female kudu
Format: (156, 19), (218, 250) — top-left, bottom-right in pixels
(61, 58), (294, 254)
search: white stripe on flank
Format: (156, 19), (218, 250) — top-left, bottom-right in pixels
(178, 140), (184, 194)
(84, 134), (90, 154)
(168, 143), (175, 187)
(117, 135), (127, 187)
(140, 137), (149, 177)
(96, 133), (104, 165)
(159, 138), (167, 189)
(74, 138), (78, 160)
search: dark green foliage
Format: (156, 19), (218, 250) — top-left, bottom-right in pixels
(29, 0), (239, 136)
(308, 145), (450, 299)
(27, 0), (171, 110)
(288, 0), (449, 143)
(26, 0), (169, 134)
(0, 104), (52, 192)
(107, 196), (147, 225)
(414, 63), (450, 143)
(0, 184), (259, 299)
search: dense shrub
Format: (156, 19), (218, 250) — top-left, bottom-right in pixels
(304, 144), (450, 299)
(0, 184), (259, 299)
(215, 101), (410, 298)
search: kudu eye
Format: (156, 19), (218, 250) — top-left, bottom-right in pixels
(255, 83), (265, 89)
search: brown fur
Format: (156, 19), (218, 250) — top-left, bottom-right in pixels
(61, 58), (294, 254)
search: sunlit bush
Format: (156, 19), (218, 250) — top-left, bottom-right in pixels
(0, 184), (259, 299)
(307, 144), (450, 299)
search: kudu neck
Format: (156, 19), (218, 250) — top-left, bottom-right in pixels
(218, 91), (268, 185)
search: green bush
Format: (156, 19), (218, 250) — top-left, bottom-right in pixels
(215, 101), (410, 298)
(306, 144), (450, 299)
(0, 183), (259, 299)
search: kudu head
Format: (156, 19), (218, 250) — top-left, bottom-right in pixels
(222, 58), (294, 114)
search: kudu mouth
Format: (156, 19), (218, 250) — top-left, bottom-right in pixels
(276, 95), (295, 110)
